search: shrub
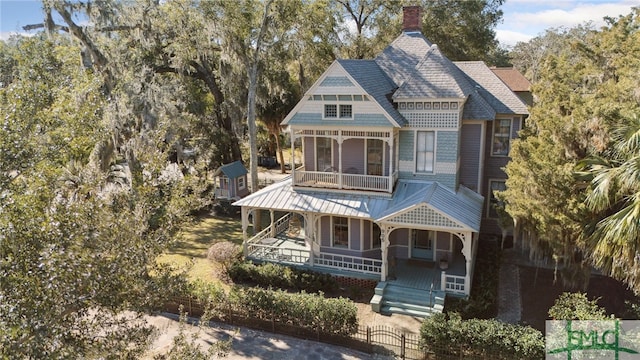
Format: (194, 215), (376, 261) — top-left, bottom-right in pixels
(548, 292), (608, 320)
(207, 241), (241, 272)
(227, 261), (338, 293)
(420, 313), (544, 359)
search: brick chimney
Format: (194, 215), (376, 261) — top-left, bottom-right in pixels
(402, 6), (422, 33)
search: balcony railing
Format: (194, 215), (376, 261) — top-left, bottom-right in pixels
(293, 166), (397, 193)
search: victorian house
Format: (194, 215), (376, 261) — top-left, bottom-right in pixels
(234, 6), (528, 316)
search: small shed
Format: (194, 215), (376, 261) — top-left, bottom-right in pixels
(213, 161), (249, 200)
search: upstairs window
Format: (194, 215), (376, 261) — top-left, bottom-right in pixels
(416, 131), (435, 173)
(339, 104), (352, 118)
(367, 139), (383, 176)
(324, 104), (337, 118)
(492, 119), (512, 156)
(324, 104), (352, 119)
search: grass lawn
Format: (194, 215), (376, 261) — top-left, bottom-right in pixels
(158, 213), (245, 284)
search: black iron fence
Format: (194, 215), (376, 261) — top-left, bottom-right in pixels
(165, 296), (514, 360)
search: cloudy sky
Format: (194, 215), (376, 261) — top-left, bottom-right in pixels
(0, 0), (638, 47)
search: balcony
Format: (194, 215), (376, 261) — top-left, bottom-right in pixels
(293, 166), (398, 193)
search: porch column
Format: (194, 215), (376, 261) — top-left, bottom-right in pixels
(387, 135), (393, 193)
(459, 231), (473, 296)
(304, 212), (316, 267)
(380, 225), (391, 281)
(241, 207), (249, 257)
(269, 210), (275, 237)
(290, 127), (296, 181)
(337, 131), (343, 189)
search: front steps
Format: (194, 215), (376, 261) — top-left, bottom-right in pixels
(370, 282), (445, 318)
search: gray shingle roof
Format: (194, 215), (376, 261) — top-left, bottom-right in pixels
(393, 44), (470, 100)
(375, 32), (433, 87)
(337, 59), (406, 127)
(454, 61), (529, 115)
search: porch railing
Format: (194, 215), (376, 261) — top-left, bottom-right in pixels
(315, 253), (382, 274)
(293, 166), (396, 193)
(247, 244), (311, 264)
(441, 272), (466, 295)
(214, 188), (230, 198)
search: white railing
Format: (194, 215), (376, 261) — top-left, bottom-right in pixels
(274, 213), (291, 235)
(315, 253), (382, 274)
(214, 188), (230, 198)
(342, 173), (388, 191)
(293, 169), (395, 193)
(294, 170), (339, 188)
(247, 213), (291, 245)
(441, 272), (466, 295)
(247, 244), (310, 265)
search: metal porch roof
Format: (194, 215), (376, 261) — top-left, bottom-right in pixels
(233, 178), (483, 232)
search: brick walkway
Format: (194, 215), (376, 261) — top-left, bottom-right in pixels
(497, 250), (522, 323)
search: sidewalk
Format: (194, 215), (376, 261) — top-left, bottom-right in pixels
(144, 313), (392, 359)
(496, 249), (522, 324)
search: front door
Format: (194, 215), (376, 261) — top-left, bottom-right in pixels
(411, 229), (434, 260)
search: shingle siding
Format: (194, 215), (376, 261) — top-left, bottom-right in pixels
(288, 112), (395, 127)
(398, 171), (456, 188)
(319, 76), (355, 87)
(435, 131), (458, 163)
(398, 130), (414, 161)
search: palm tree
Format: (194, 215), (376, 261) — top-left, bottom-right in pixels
(579, 114), (640, 293)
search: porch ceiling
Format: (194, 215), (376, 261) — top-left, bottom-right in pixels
(233, 178), (483, 232)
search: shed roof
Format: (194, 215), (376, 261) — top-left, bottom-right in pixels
(214, 161), (247, 178)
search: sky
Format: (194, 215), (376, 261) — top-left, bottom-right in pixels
(0, 0), (638, 47)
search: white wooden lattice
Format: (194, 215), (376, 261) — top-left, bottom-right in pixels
(387, 205), (464, 229)
(404, 112), (459, 128)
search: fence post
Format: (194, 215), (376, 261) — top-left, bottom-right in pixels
(366, 326), (371, 344)
(400, 334), (405, 360)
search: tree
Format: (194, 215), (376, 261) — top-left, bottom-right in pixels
(500, 8), (640, 293)
(337, 0), (506, 63)
(509, 25), (594, 83)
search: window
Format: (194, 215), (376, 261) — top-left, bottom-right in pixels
(324, 104), (337, 118)
(416, 131), (435, 173)
(324, 104), (352, 119)
(238, 176), (245, 190)
(367, 139), (383, 176)
(333, 217), (349, 247)
(339, 104), (352, 118)
(488, 180), (506, 218)
(316, 137), (332, 171)
(372, 223), (381, 249)
(492, 119), (512, 156)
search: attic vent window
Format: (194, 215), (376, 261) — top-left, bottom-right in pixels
(325, 104), (337, 118)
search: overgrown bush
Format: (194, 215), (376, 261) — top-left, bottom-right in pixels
(229, 287), (358, 336)
(207, 241), (241, 272)
(420, 312), (544, 359)
(227, 261), (338, 293)
(445, 239), (501, 318)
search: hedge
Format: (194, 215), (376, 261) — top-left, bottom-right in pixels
(420, 313), (544, 359)
(190, 281), (358, 336)
(227, 261), (338, 293)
